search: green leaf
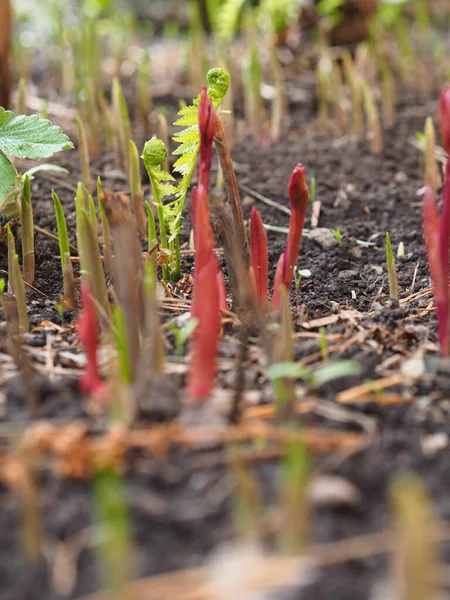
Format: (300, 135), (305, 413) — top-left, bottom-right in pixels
(0, 152), (17, 197)
(311, 360), (361, 388)
(0, 108), (73, 160)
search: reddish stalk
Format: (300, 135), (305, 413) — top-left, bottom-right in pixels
(423, 186), (449, 355)
(271, 252), (286, 312)
(187, 255), (221, 402)
(284, 164), (309, 288)
(439, 87), (450, 154)
(249, 206), (268, 311)
(78, 285), (106, 398)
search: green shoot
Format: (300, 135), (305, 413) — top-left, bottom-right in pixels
(136, 48), (152, 133)
(168, 317), (198, 357)
(7, 224), (15, 294)
(75, 115), (92, 195)
(11, 252), (29, 332)
(243, 39), (263, 142)
(380, 59), (396, 128)
(424, 116), (438, 191)
(128, 139), (146, 238)
(112, 305), (132, 384)
(87, 194), (97, 228)
(79, 210), (109, 319)
(20, 175), (34, 285)
(93, 469), (131, 596)
(145, 200), (157, 249)
(279, 438), (309, 553)
(319, 326), (328, 361)
(362, 79), (383, 154)
(331, 228), (342, 245)
(0, 107), (73, 197)
(112, 77), (131, 170)
(342, 50), (363, 138)
(96, 178), (112, 273)
(385, 232), (399, 302)
(157, 113), (170, 172)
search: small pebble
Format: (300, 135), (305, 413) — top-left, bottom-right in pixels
(394, 171), (408, 184)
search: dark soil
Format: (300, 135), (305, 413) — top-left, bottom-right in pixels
(1, 57), (449, 600)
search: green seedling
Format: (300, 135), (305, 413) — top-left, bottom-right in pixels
(20, 175), (34, 285)
(93, 468), (132, 596)
(385, 232), (399, 302)
(112, 304), (132, 385)
(424, 116), (438, 191)
(76, 114), (92, 195)
(11, 252), (29, 332)
(380, 59), (396, 128)
(362, 79), (383, 154)
(53, 301), (65, 325)
(79, 210), (109, 319)
(267, 359), (361, 389)
(97, 89), (116, 152)
(112, 77), (131, 170)
(96, 177), (112, 273)
(331, 228), (342, 245)
(319, 326), (328, 361)
(168, 317), (198, 357)
(342, 50), (363, 138)
(7, 224), (15, 294)
(0, 107), (72, 197)
(243, 38), (263, 142)
(136, 48), (152, 133)
(128, 139), (146, 238)
(279, 438), (309, 554)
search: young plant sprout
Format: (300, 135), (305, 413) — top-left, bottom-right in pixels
(438, 86), (450, 153)
(52, 190), (74, 308)
(423, 183), (450, 355)
(187, 254), (221, 403)
(78, 285), (105, 398)
(76, 114), (91, 195)
(128, 139), (147, 238)
(424, 116), (438, 191)
(385, 232), (399, 302)
(10, 251), (29, 333)
(20, 175), (34, 286)
(249, 206), (268, 311)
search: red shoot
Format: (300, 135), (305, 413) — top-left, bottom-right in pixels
(193, 184), (214, 277)
(217, 269), (227, 312)
(439, 159), (450, 278)
(191, 185), (199, 246)
(424, 186), (449, 355)
(78, 285), (105, 397)
(439, 86), (450, 155)
(285, 164), (309, 288)
(198, 86), (217, 191)
(187, 255), (221, 402)
(249, 206), (268, 311)
(271, 252), (286, 312)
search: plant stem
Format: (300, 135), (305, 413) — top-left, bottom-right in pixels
(20, 175), (34, 286)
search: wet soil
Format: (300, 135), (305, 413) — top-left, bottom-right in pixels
(1, 68), (449, 600)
